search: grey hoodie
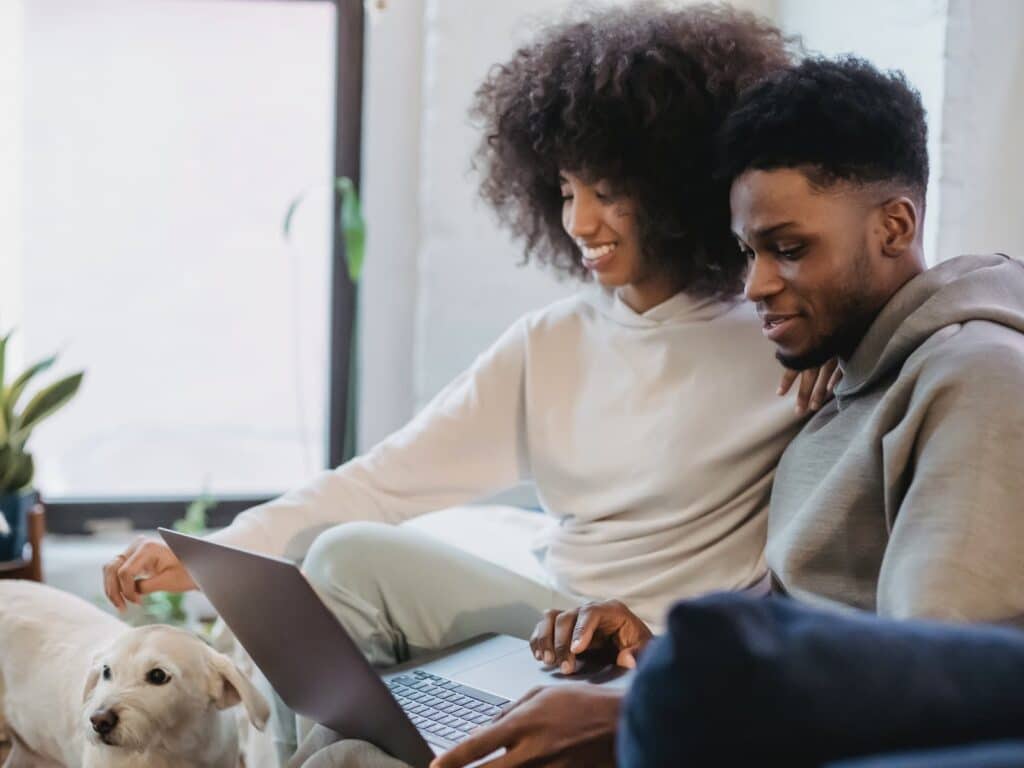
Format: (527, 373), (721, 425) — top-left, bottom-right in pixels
(768, 254), (1024, 624)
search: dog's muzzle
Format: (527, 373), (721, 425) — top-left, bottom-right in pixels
(90, 707), (119, 738)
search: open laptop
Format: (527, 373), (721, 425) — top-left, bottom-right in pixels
(159, 528), (629, 768)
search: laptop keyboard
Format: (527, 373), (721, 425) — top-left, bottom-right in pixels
(387, 670), (510, 744)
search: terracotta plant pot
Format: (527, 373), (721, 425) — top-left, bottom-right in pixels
(0, 491), (38, 563)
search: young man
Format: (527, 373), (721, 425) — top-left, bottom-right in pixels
(723, 56), (1024, 624)
(614, 55), (1024, 767)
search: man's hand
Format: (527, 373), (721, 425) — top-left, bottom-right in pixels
(102, 536), (197, 610)
(778, 358), (843, 414)
(530, 600), (653, 675)
(430, 684), (620, 768)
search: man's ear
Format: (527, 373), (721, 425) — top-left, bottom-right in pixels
(879, 196), (919, 256)
(205, 647), (270, 731)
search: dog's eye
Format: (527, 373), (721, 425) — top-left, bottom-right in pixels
(102, 665), (111, 681)
(146, 668), (170, 685)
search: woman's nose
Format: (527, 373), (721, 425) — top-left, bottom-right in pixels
(565, 196), (601, 240)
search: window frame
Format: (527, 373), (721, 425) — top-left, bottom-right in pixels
(45, 0), (364, 535)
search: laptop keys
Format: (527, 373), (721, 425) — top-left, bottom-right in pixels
(387, 671), (510, 741)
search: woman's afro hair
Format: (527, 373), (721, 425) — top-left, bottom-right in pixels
(471, 2), (797, 298)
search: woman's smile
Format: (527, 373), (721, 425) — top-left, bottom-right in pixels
(579, 241), (618, 271)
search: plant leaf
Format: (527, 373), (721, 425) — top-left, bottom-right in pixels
(336, 177), (366, 282)
(6, 355), (56, 414)
(175, 494), (215, 535)
(0, 330), (11, 392)
(7, 452), (33, 493)
(12, 372), (84, 441)
(0, 445), (13, 490)
(282, 192), (306, 242)
(0, 447), (30, 492)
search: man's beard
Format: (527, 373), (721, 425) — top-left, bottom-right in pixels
(776, 245), (878, 371)
(774, 319), (867, 370)
(776, 343), (838, 372)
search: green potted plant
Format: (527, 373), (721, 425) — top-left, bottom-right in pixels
(0, 331), (84, 562)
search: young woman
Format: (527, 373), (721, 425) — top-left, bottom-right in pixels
(103, 5), (819, 765)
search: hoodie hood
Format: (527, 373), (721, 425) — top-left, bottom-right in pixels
(581, 284), (737, 329)
(837, 254), (1024, 400)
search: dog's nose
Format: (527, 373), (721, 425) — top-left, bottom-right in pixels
(90, 708), (119, 735)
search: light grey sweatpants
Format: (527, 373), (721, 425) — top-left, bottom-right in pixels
(268, 520), (579, 768)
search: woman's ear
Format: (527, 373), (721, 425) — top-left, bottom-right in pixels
(204, 647), (270, 731)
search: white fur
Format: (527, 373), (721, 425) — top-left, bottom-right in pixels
(0, 580), (269, 767)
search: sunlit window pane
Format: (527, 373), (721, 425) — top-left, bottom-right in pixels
(19, 0), (336, 497)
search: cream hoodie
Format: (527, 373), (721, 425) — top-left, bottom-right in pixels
(211, 287), (802, 628)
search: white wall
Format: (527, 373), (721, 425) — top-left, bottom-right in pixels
(413, 0), (576, 413)
(937, 0), (1024, 262)
(357, 0), (426, 450)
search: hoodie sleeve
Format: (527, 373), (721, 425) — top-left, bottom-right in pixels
(206, 317), (531, 559)
(877, 338), (1024, 624)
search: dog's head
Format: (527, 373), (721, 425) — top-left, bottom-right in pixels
(81, 624), (269, 754)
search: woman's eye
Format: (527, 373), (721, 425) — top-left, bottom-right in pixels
(102, 665), (111, 681)
(776, 245), (805, 259)
(146, 668), (170, 685)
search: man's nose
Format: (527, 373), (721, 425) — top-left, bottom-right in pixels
(745, 254), (783, 302)
(90, 708), (119, 735)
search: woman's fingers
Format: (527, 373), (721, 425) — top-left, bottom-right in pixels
(796, 368), (817, 413)
(777, 367), (799, 396)
(103, 536), (145, 610)
(103, 538), (195, 609)
(781, 359), (842, 414)
(809, 359), (838, 411)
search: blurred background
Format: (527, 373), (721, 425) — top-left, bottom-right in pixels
(0, 0), (1021, 537)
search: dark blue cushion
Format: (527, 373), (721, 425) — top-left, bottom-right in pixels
(826, 741), (1024, 768)
(618, 593), (1024, 768)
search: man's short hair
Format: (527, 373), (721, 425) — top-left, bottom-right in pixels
(717, 56), (929, 201)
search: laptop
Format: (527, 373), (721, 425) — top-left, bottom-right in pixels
(159, 528), (630, 768)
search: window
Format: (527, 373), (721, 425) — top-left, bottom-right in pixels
(8, 0), (363, 532)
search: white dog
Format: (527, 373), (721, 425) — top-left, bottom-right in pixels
(0, 580), (269, 767)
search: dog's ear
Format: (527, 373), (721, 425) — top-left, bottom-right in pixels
(205, 648), (270, 731)
(82, 662), (101, 705)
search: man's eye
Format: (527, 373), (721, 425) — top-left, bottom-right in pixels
(102, 665), (111, 681)
(146, 668), (171, 685)
(560, 193), (573, 202)
(776, 245), (805, 259)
